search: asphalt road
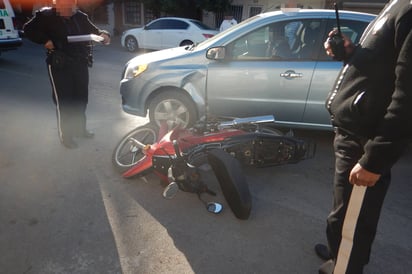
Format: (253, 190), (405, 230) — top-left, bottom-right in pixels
(0, 39), (411, 274)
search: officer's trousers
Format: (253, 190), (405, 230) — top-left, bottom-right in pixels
(325, 129), (391, 274)
(47, 61), (89, 142)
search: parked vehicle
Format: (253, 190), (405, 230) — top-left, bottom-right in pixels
(112, 115), (314, 219)
(120, 9), (375, 131)
(121, 17), (218, 52)
(0, 0), (22, 55)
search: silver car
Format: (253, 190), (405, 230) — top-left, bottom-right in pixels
(120, 9), (375, 130)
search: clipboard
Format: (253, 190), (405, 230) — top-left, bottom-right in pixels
(67, 34), (104, 43)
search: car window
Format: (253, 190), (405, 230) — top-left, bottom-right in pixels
(146, 20), (163, 30)
(318, 19), (370, 61)
(145, 19), (189, 30)
(162, 19), (189, 30)
(227, 19), (323, 61)
(190, 19), (216, 30)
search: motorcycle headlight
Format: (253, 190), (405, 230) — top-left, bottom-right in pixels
(123, 63), (148, 79)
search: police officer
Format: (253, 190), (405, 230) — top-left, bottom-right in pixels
(317, 0), (412, 273)
(23, 0), (110, 148)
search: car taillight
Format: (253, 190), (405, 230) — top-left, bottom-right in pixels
(203, 34), (215, 39)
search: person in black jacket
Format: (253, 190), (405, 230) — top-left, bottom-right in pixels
(316, 0), (412, 273)
(23, 0), (110, 148)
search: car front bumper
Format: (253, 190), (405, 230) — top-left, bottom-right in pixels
(120, 78), (147, 117)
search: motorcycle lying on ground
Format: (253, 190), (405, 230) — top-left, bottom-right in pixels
(112, 115), (315, 219)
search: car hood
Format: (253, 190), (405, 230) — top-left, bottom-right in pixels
(127, 46), (193, 65)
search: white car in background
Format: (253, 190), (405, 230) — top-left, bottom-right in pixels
(121, 17), (218, 52)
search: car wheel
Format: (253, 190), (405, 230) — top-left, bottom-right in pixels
(125, 36), (138, 52)
(180, 40), (194, 47)
(148, 90), (198, 129)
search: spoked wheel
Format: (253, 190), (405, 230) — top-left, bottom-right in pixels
(112, 123), (159, 173)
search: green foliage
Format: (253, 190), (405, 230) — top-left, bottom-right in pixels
(200, 0), (232, 13)
(107, 0), (233, 17)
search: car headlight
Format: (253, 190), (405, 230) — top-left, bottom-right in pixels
(123, 63), (148, 79)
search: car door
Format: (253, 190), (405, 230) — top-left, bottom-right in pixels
(206, 18), (324, 126)
(302, 17), (372, 129)
(160, 19), (190, 49)
(139, 19), (163, 50)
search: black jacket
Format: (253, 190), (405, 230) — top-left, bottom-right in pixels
(23, 7), (109, 60)
(326, 0), (412, 173)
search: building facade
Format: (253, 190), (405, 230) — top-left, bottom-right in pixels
(110, 0), (386, 35)
(10, 0), (387, 36)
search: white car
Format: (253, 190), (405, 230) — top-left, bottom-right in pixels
(121, 17), (218, 52)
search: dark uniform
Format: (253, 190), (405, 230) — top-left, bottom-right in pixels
(321, 0), (412, 273)
(23, 7), (110, 148)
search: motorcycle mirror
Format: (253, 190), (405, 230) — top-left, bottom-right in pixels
(206, 202), (223, 214)
(163, 181), (179, 199)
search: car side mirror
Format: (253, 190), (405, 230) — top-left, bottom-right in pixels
(206, 46), (226, 60)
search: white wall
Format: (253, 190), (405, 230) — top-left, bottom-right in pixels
(231, 0), (326, 21)
(202, 0), (326, 26)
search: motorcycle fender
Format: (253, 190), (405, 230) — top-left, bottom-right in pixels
(207, 149), (252, 220)
(122, 155), (152, 178)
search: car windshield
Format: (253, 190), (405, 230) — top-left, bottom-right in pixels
(189, 19), (216, 30)
(194, 14), (263, 50)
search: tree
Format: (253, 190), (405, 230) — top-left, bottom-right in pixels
(141, 0), (162, 18)
(200, 0), (232, 14)
(106, 0), (232, 20)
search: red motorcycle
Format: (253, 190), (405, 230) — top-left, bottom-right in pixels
(112, 115), (314, 219)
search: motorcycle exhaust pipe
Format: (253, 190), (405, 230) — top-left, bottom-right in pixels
(129, 137), (147, 149)
(218, 115), (275, 129)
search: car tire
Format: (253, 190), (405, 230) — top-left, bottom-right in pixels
(125, 36), (138, 52)
(180, 40), (194, 47)
(148, 90), (198, 129)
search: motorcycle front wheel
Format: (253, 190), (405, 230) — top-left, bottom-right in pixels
(112, 123), (159, 173)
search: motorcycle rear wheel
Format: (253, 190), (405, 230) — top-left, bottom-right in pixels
(207, 148), (252, 220)
(112, 123), (159, 173)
